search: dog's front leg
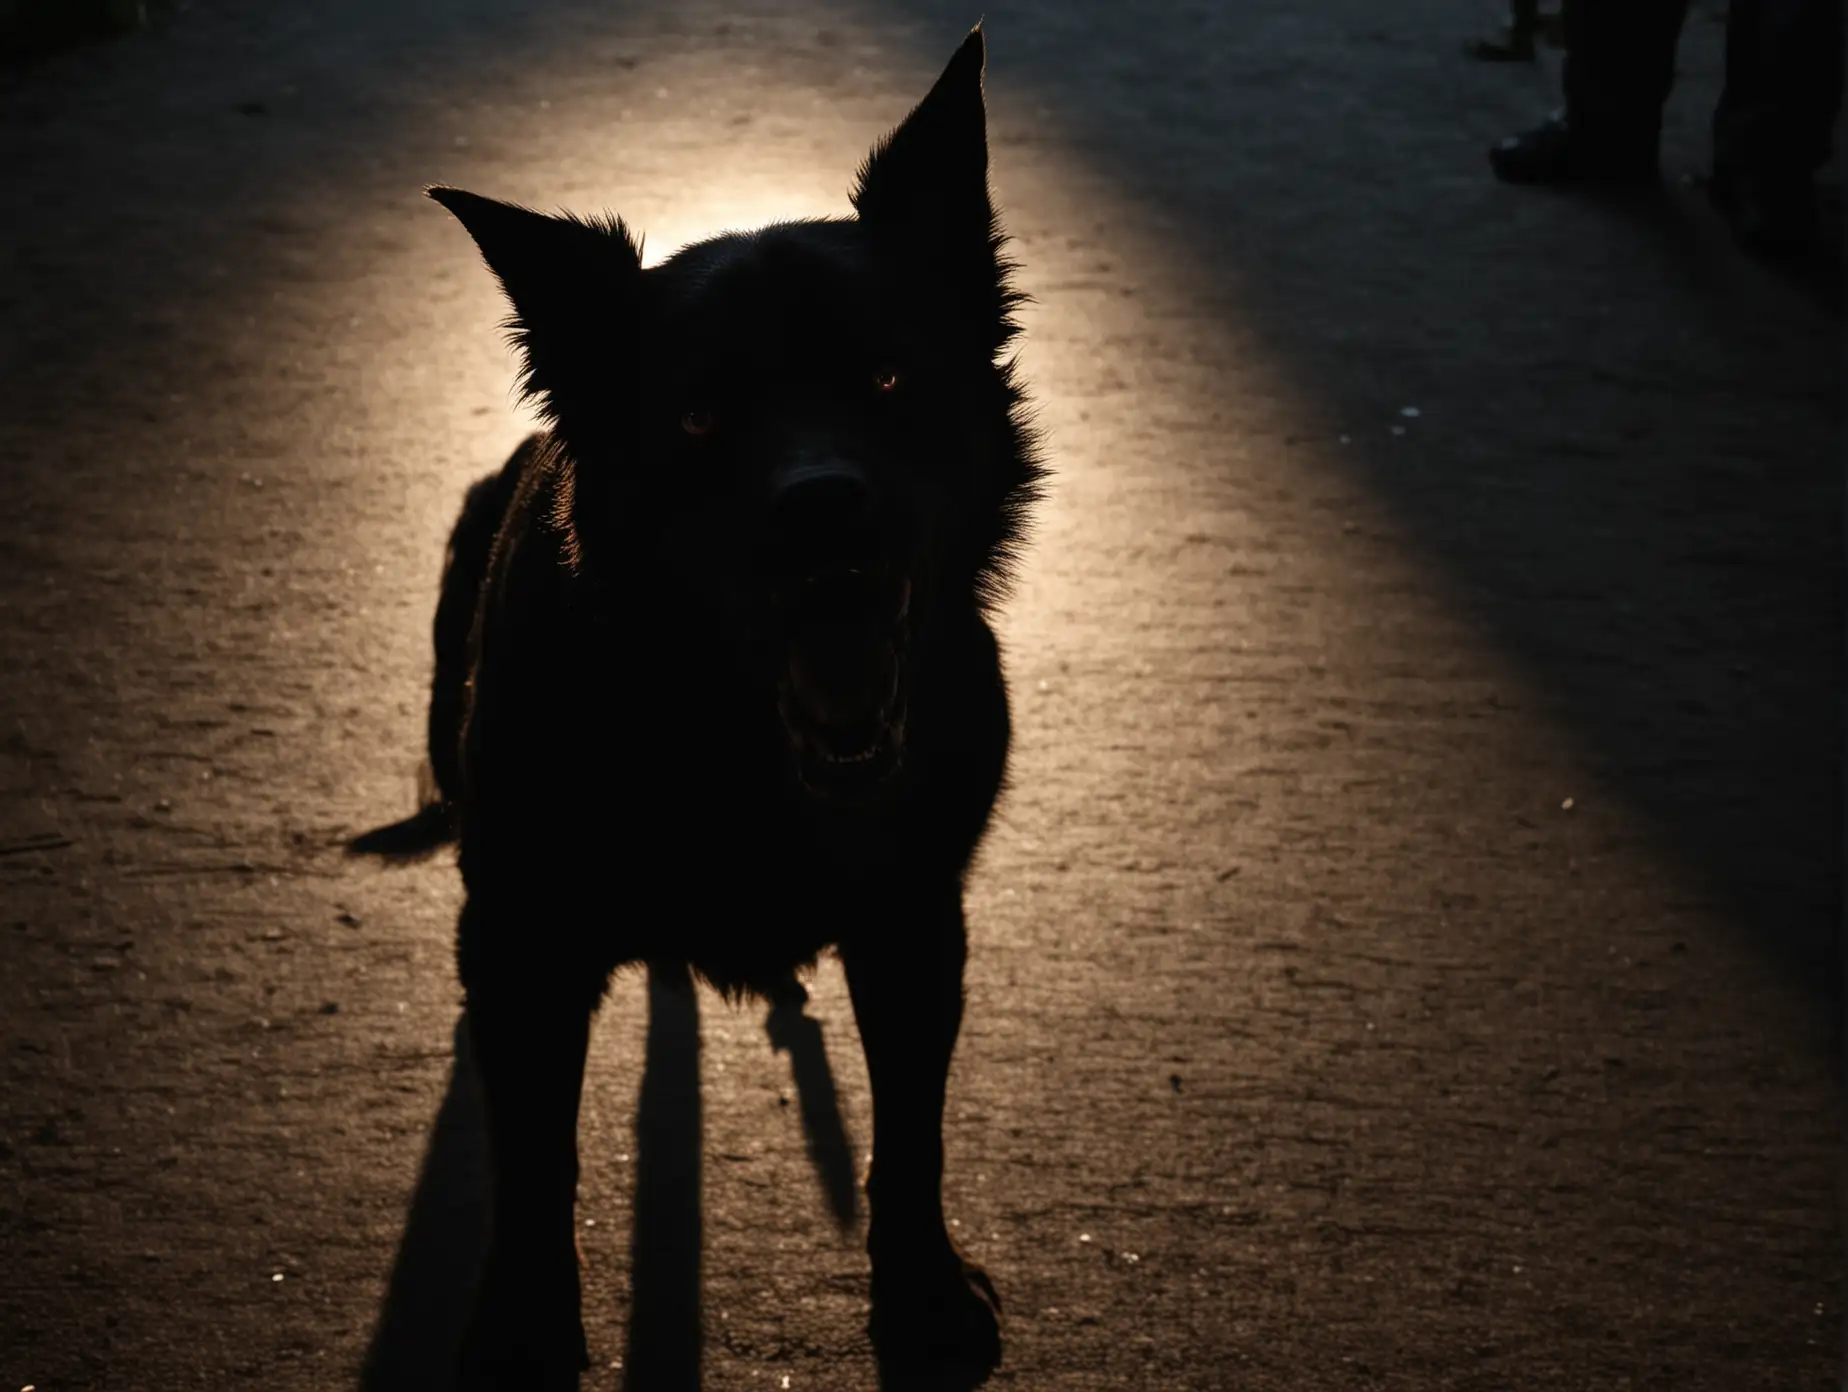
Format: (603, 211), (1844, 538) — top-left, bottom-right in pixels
(456, 896), (597, 1392)
(844, 883), (1002, 1381)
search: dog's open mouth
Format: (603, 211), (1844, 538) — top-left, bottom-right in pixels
(776, 571), (911, 798)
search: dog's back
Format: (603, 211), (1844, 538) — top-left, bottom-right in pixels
(427, 436), (540, 808)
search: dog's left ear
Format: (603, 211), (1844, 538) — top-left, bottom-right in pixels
(428, 185), (643, 421)
(853, 26), (1005, 329)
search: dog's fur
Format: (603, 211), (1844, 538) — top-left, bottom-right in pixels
(413, 29), (1040, 1389)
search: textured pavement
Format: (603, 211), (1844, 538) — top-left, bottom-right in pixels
(0, 2), (1840, 1389)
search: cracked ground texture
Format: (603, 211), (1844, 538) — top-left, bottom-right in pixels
(0, 1), (1839, 1389)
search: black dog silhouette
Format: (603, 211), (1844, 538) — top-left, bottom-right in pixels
(398, 28), (1041, 1390)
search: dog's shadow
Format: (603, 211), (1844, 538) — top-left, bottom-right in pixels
(357, 962), (873, 1391)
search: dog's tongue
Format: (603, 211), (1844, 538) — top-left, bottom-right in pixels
(787, 636), (896, 728)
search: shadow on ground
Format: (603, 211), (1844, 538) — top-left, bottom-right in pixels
(621, 963), (703, 1392)
(357, 964), (861, 1390)
(357, 1016), (489, 1390)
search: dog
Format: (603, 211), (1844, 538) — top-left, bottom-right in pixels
(410, 27), (1041, 1389)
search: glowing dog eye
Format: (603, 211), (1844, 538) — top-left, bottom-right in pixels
(681, 409), (714, 437)
(872, 366), (900, 393)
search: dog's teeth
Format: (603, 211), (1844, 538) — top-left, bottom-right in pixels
(816, 743), (880, 766)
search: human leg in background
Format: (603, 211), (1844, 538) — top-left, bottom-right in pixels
(1491, 0), (1695, 182)
(1709, 0), (1845, 252)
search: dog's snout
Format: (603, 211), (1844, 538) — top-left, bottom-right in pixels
(771, 459), (876, 572)
(775, 460), (872, 528)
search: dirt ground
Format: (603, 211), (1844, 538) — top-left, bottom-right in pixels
(0, 1), (1840, 1389)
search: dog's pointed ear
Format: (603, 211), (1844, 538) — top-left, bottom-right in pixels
(428, 186), (642, 418)
(851, 26), (991, 246)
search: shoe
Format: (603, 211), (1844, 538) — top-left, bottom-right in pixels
(1489, 111), (1660, 184)
(1464, 25), (1537, 61)
(1708, 165), (1819, 258)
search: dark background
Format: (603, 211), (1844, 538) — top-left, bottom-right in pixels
(0, 1), (1840, 1388)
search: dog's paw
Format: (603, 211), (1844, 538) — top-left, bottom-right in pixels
(457, 1257), (590, 1392)
(869, 1252), (1002, 1386)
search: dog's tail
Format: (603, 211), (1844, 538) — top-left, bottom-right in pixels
(347, 435), (536, 863)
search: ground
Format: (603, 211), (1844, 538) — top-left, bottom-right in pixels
(0, 1), (1839, 1389)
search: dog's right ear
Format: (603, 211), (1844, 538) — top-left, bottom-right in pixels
(428, 186), (642, 418)
(852, 28), (991, 255)
(851, 29), (1019, 356)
